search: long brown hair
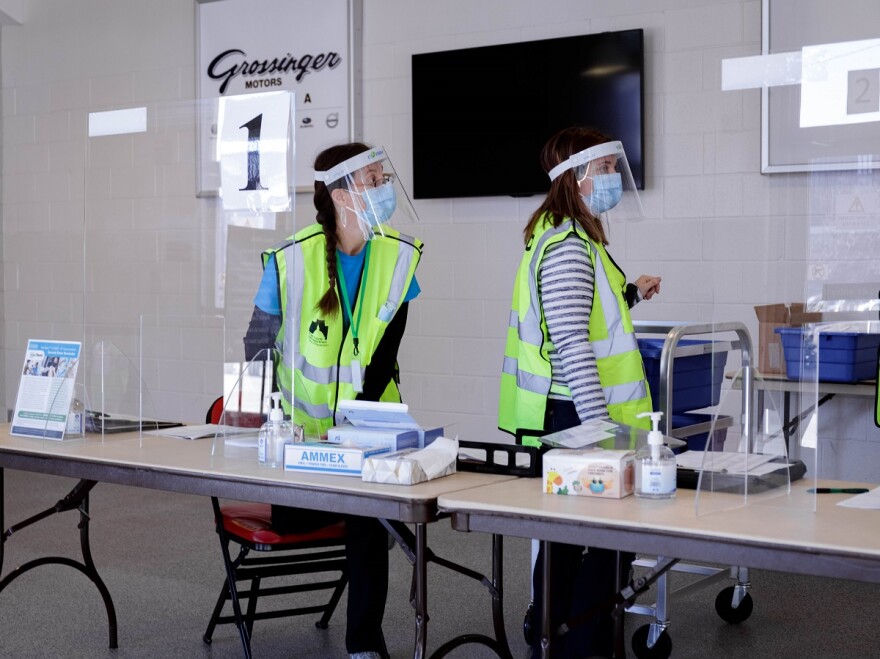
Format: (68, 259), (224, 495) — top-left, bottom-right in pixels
(523, 126), (610, 245)
(313, 141), (372, 316)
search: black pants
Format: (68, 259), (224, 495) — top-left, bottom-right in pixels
(530, 399), (633, 659)
(272, 505), (389, 655)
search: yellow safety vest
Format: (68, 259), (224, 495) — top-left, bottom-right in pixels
(266, 224), (422, 436)
(498, 215), (652, 444)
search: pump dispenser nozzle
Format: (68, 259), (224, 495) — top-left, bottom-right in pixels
(269, 392), (283, 423)
(637, 411), (664, 446)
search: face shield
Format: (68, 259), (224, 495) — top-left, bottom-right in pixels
(548, 140), (644, 222)
(314, 146), (420, 241)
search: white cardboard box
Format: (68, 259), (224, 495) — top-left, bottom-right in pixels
(284, 442), (391, 477)
(326, 424), (420, 450)
(543, 448), (635, 499)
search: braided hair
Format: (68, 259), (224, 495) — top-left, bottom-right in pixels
(313, 142), (372, 317)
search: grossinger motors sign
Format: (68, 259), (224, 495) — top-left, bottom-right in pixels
(206, 48), (343, 95)
(197, 0), (353, 194)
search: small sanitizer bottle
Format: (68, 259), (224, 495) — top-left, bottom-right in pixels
(635, 411), (676, 499)
(259, 393), (293, 468)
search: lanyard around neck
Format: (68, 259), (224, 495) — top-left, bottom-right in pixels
(336, 240), (371, 356)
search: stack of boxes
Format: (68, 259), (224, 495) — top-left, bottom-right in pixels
(754, 303), (822, 375)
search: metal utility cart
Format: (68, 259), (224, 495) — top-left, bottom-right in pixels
(627, 321), (757, 659)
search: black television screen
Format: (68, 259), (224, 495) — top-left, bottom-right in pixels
(411, 29), (644, 199)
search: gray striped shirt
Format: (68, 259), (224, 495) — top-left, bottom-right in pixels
(539, 234), (609, 423)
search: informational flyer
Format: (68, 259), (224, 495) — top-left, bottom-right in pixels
(11, 340), (82, 440)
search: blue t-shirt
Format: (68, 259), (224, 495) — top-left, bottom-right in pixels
(254, 249), (420, 318)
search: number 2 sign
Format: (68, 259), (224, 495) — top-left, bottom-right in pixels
(217, 90), (294, 212)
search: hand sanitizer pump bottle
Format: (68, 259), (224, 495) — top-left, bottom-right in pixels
(259, 393), (293, 467)
(635, 411), (676, 499)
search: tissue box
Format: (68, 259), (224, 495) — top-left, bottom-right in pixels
(754, 303), (822, 374)
(361, 437), (459, 485)
(284, 442), (391, 477)
(361, 448), (455, 485)
(543, 448), (635, 499)
(327, 424), (420, 450)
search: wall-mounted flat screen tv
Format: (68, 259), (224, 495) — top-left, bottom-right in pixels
(411, 29), (644, 199)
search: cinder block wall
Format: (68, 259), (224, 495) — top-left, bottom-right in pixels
(3, 0), (877, 479)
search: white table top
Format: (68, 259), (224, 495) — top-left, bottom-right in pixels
(439, 476), (880, 582)
(0, 426), (515, 523)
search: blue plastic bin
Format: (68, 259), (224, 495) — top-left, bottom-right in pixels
(774, 327), (880, 383)
(637, 338), (727, 413)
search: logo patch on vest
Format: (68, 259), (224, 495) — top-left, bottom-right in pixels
(308, 318), (329, 345)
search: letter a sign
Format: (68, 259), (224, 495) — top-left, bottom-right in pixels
(217, 90), (294, 211)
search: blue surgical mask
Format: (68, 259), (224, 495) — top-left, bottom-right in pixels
(357, 182), (397, 227)
(583, 173), (623, 216)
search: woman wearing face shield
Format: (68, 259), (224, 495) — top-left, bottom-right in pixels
(498, 127), (660, 658)
(243, 142), (422, 659)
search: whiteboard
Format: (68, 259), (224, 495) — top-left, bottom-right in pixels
(762, 0), (880, 173)
(196, 0), (362, 195)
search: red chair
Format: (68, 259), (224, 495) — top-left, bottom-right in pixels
(203, 397), (348, 651)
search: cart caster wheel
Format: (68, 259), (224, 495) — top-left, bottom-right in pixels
(715, 586), (753, 624)
(315, 620), (329, 630)
(523, 601), (537, 646)
(631, 624), (672, 659)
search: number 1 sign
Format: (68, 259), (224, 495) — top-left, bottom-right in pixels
(196, 0), (360, 197)
(217, 91), (294, 212)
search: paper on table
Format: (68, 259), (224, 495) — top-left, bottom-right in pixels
(676, 451), (785, 475)
(539, 419), (617, 448)
(837, 487), (880, 509)
(146, 424), (257, 440)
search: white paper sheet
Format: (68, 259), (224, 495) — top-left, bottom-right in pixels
(837, 487), (880, 509)
(539, 419), (618, 448)
(676, 450), (786, 475)
(146, 424), (257, 440)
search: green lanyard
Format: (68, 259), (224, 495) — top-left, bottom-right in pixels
(336, 241), (371, 356)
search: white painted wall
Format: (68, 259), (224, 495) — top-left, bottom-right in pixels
(1, 0), (877, 478)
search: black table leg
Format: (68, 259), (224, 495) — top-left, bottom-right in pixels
(0, 475), (118, 649)
(414, 521), (428, 659)
(540, 539), (552, 658)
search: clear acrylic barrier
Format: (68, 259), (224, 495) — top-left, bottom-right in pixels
(211, 348), (276, 465)
(36, 338), (162, 443)
(74, 94), (295, 451)
(85, 339), (163, 440)
(694, 367), (801, 516)
(798, 320), (880, 504)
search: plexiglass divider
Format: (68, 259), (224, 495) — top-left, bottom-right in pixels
(210, 347), (276, 465)
(77, 93), (295, 451)
(694, 365), (799, 516)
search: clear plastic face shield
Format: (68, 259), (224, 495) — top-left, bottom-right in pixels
(314, 146), (420, 241)
(549, 140), (645, 222)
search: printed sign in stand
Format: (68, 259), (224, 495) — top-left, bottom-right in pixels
(11, 340), (83, 440)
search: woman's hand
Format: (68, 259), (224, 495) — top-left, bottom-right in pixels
(634, 275), (661, 300)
